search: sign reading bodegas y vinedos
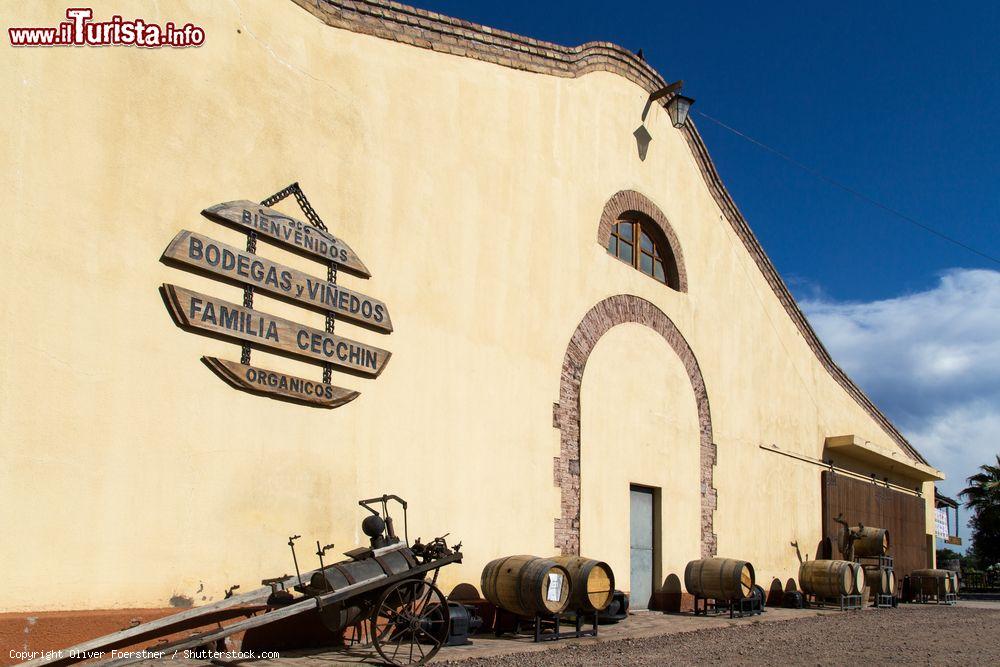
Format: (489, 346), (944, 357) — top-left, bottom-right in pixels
(163, 230), (392, 333)
(161, 193), (391, 408)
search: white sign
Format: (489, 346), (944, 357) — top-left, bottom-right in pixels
(546, 573), (564, 602)
(935, 507), (949, 540)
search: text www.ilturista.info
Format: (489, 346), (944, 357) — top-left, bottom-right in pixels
(8, 8), (205, 48)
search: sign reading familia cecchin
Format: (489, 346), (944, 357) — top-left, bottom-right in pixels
(160, 189), (391, 408)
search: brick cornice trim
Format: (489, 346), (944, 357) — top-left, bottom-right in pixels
(552, 295), (717, 558)
(289, 0), (926, 465)
(597, 190), (688, 293)
(291, 0), (668, 90)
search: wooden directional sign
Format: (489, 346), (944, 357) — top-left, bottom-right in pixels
(162, 284), (391, 377)
(203, 357), (359, 408)
(163, 231), (393, 333)
(202, 201), (371, 278)
(163, 188), (391, 409)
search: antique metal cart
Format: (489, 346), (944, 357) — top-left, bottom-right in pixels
(25, 495), (462, 667)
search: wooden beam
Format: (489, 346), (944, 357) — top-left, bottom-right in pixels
(102, 575), (388, 667)
(21, 570), (319, 667)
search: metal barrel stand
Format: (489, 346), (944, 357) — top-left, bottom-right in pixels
(511, 611), (598, 642)
(909, 575), (957, 605)
(858, 555), (894, 569)
(808, 594), (862, 610)
(856, 555), (895, 609)
(693, 595), (762, 618)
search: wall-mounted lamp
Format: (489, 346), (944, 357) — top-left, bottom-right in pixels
(666, 93), (695, 128)
(646, 80), (695, 128)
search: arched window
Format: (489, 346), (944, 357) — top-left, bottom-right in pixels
(606, 213), (681, 289)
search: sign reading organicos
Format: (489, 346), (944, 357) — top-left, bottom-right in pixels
(160, 191), (391, 408)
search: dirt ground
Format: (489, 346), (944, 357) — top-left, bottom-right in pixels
(20, 602), (998, 667)
(440, 604), (1000, 666)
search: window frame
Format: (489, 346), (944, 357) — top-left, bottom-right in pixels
(606, 214), (678, 288)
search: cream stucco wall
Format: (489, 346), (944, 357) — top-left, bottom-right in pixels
(581, 324), (702, 601)
(1, 0), (936, 611)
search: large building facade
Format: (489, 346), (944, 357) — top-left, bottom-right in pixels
(2, 0), (942, 617)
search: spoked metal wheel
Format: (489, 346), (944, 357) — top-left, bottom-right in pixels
(371, 578), (450, 665)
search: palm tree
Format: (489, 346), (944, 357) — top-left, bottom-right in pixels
(960, 454), (1000, 568)
(961, 455), (1000, 510)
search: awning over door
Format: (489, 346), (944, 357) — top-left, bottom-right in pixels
(825, 434), (944, 482)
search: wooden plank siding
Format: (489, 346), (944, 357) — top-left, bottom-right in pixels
(821, 471), (929, 577)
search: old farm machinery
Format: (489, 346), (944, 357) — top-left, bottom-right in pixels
(26, 495), (462, 667)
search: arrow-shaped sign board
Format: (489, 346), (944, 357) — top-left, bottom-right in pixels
(163, 231), (392, 333)
(162, 284), (390, 377)
(203, 357), (360, 408)
(202, 201), (371, 278)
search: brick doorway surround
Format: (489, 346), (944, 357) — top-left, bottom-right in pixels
(552, 295), (717, 558)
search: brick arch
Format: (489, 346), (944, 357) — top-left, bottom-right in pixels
(598, 190), (688, 293)
(552, 294), (716, 557)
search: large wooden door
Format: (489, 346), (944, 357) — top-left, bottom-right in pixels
(821, 471), (927, 576)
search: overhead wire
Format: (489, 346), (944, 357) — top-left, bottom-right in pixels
(693, 109), (1000, 267)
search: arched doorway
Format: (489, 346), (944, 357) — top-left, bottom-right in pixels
(552, 295), (717, 566)
(580, 324), (701, 608)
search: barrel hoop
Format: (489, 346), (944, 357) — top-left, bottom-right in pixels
(373, 555), (392, 575)
(514, 560), (535, 611)
(400, 548), (418, 568)
(332, 563), (357, 585)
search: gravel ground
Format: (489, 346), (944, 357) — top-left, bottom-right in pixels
(440, 606), (1000, 666)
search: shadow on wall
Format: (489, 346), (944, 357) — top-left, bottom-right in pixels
(633, 125), (652, 161)
(818, 536), (835, 560)
(652, 574), (802, 612)
(652, 573), (692, 612)
(768, 578), (786, 606)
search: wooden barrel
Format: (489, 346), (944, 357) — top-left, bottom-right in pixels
(552, 556), (615, 612)
(684, 558), (755, 602)
(864, 567), (893, 597)
(911, 569), (953, 597)
(850, 526), (890, 557)
(481, 555), (572, 616)
(798, 560), (854, 598)
(848, 562), (865, 595)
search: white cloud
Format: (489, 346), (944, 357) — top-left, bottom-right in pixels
(801, 269), (1000, 546)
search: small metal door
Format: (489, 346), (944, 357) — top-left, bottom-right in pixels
(630, 486), (654, 610)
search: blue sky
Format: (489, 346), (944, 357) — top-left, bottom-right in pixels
(414, 1), (999, 549)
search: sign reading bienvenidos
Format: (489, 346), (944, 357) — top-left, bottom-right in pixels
(161, 188), (391, 408)
(202, 200), (371, 278)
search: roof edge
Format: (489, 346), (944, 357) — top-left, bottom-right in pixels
(288, 0), (928, 465)
(291, 0), (667, 90)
